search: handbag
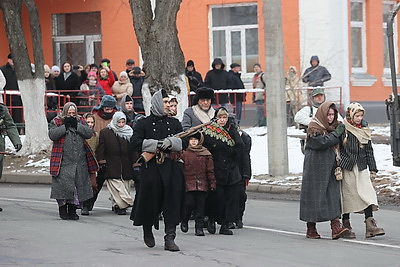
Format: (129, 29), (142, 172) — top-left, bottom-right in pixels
(334, 166), (343, 181)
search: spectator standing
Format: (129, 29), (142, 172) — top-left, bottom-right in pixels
(228, 63), (245, 124)
(54, 62), (81, 105)
(339, 102), (385, 238)
(100, 58), (118, 81)
(302, 55), (331, 87)
(128, 67), (145, 114)
(130, 89), (185, 252)
(125, 58), (135, 74)
(299, 101), (349, 239)
(49, 102), (97, 220)
(98, 66), (116, 96)
(204, 58), (230, 106)
(112, 71), (133, 106)
(0, 54), (23, 125)
(0, 102), (22, 212)
(285, 66), (301, 126)
(254, 63), (267, 127)
(180, 132), (216, 236)
(97, 111), (134, 215)
(185, 60), (203, 104)
(120, 94), (144, 129)
(51, 65), (61, 78)
(78, 71), (105, 113)
(44, 64), (58, 123)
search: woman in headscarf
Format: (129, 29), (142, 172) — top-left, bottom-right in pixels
(96, 111), (134, 215)
(201, 107), (244, 235)
(112, 71), (133, 106)
(299, 101), (349, 239)
(339, 102), (385, 238)
(49, 102), (98, 220)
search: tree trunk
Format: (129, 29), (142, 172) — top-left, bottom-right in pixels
(0, 0), (50, 155)
(264, 0), (289, 176)
(129, 0), (188, 119)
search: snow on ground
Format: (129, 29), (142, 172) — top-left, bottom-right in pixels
(3, 124), (400, 195)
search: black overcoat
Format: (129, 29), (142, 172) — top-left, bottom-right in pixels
(130, 114), (185, 229)
(96, 127), (134, 180)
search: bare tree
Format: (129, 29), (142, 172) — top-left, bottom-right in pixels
(129, 0), (188, 118)
(0, 0), (50, 155)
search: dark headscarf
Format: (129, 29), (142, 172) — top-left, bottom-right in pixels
(187, 131), (211, 156)
(307, 101), (339, 136)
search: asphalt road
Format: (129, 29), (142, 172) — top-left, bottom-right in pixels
(1, 184), (400, 266)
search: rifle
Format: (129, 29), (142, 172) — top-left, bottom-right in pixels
(139, 121), (212, 165)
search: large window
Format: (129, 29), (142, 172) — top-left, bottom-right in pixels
(210, 3), (258, 74)
(52, 12), (102, 66)
(383, 1), (397, 72)
(351, 0), (366, 72)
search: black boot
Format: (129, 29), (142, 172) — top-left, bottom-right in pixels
(81, 201), (90, 216)
(143, 225), (155, 248)
(67, 204), (79, 220)
(58, 205), (68, 220)
(228, 222), (236, 229)
(180, 221), (189, 233)
(195, 220), (205, 236)
(236, 219), (244, 229)
(219, 224), (233, 235)
(164, 224), (180, 251)
(207, 217), (216, 234)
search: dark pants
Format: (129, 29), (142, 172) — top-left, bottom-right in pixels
(237, 181), (247, 221)
(183, 191), (207, 227)
(83, 168), (106, 210)
(215, 183), (238, 225)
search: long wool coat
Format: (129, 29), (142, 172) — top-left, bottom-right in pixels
(49, 117), (95, 202)
(299, 131), (341, 222)
(130, 114), (185, 229)
(96, 127), (134, 180)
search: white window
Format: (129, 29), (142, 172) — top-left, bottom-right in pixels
(209, 3), (258, 74)
(383, 1), (397, 73)
(350, 0), (366, 73)
(52, 12), (102, 66)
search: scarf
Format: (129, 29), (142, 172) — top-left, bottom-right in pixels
(59, 102), (81, 120)
(100, 73), (109, 80)
(193, 104), (215, 124)
(187, 132), (211, 156)
(344, 102), (371, 144)
(95, 109), (115, 120)
(63, 71), (71, 81)
(202, 122), (235, 147)
(307, 101), (339, 136)
(150, 90), (167, 117)
(106, 111), (133, 141)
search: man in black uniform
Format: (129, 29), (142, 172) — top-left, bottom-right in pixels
(130, 89), (185, 252)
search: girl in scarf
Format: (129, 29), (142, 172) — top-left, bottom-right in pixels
(180, 132), (216, 236)
(96, 111), (134, 215)
(339, 102), (385, 238)
(299, 101), (349, 239)
(49, 102), (97, 220)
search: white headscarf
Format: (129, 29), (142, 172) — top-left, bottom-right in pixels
(106, 111), (133, 140)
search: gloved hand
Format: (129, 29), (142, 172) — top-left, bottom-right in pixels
(70, 117), (78, 129)
(14, 144), (22, 152)
(370, 171), (377, 182)
(361, 119), (368, 128)
(64, 117), (72, 129)
(334, 123), (345, 136)
(159, 138), (172, 150)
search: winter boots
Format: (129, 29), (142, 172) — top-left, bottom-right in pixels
(81, 201), (90, 216)
(330, 218), (349, 240)
(180, 221), (189, 233)
(365, 217), (385, 238)
(219, 224), (233, 235)
(342, 219), (356, 239)
(67, 204), (79, 220)
(207, 218), (216, 234)
(59, 205), (68, 220)
(306, 222), (321, 239)
(143, 225), (155, 248)
(164, 225), (180, 251)
(195, 221), (205, 236)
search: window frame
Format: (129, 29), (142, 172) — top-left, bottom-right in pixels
(350, 0), (367, 73)
(209, 2), (258, 75)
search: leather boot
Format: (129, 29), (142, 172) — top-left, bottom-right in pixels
(342, 219), (356, 239)
(365, 217), (385, 238)
(180, 221), (189, 233)
(207, 217), (216, 234)
(306, 222), (321, 239)
(143, 225), (155, 248)
(195, 220), (205, 236)
(67, 204), (79, 220)
(236, 219), (244, 229)
(219, 224), (233, 235)
(58, 205), (68, 220)
(164, 224), (180, 251)
(330, 217), (349, 240)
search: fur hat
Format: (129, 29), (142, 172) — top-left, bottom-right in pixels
(192, 87), (215, 105)
(94, 95), (118, 110)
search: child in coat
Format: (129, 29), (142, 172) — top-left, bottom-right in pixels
(180, 131), (216, 236)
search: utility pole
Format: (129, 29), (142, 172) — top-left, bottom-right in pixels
(264, 0), (289, 176)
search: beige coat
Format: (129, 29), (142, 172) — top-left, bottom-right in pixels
(112, 80), (133, 106)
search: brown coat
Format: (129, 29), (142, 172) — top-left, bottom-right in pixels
(92, 113), (112, 133)
(181, 149), (216, 192)
(96, 127), (134, 180)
